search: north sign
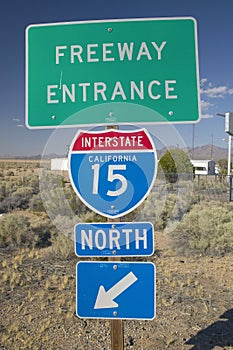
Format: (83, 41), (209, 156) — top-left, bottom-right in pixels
(68, 128), (157, 218)
(26, 17), (200, 128)
(74, 222), (154, 257)
(76, 261), (156, 319)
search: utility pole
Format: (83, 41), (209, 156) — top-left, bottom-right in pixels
(227, 135), (232, 177)
(210, 133), (214, 160)
(225, 112), (233, 178)
(216, 112), (233, 177)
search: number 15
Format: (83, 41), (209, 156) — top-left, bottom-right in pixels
(92, 164), (127, 196)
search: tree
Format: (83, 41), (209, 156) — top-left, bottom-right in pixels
(218, 158), (228, 175)
(159, 148), (193, 183)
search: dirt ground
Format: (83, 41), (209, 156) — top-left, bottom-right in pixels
(0, 231), (233, 350)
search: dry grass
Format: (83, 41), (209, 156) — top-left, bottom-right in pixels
(1, 159), (233, 349)
(0, 234), (233, 349)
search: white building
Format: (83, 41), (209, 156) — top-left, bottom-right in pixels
(51, 158), (68, 171)
(191, 159), (216, 175)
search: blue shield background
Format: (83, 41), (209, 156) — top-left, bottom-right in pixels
(70, 151), (156, 218)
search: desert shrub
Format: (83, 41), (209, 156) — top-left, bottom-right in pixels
(0, 172), (40, 213)
(24, 174), (39, 193)
(0, 214), (38, 249)
(0, 211), (60, 249)
(159, 196), (177, 229)
(29, 193), (45, 212)
(154, 194), (195, 232)
(63, 185), (89, 215)
(51, 232), (75, 259)
(2, 178), (18, 194)
(137, 188), (196, 232)
(30, 215), (59, 248)
(6, 171), (14, 176)
(0, 183), (6, 200)
(1, 186), (34, 211)
(50, 211), (106, 258)
(170, 201), (233, 256)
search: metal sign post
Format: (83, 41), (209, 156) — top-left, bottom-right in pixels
(109, 245), (124, 350)
(108, 127), (124, 350)
(111, 319), (124, 350)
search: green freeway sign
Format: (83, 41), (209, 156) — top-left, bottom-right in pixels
(25, 17), (200, 129)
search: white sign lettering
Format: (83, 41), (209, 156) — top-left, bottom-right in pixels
(55, 41), (167, 64)
(47, 80), (177, 104)
(44, 38), (181, 107)
(80, 228), (148, 251)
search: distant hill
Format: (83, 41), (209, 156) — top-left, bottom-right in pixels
(0, 145), (228, 163)
(0, 154), (65, 160)
(189, 145), (228, 162)
(157, 144), (228, 162)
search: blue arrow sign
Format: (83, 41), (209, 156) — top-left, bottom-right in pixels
(74, 222), (154, 257)
(76, 261), (156, 320)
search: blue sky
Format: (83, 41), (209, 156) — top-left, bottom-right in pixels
(1, 0), (233, 157)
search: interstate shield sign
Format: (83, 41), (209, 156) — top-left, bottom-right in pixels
(68, 128), (157, 218)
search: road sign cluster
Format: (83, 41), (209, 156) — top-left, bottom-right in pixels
(70, 128), (157, 320)
(25, 16), (201, 323)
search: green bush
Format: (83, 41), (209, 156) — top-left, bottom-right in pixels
(51, 232), (75, 259)
(1, 186), (35, 211)
(6, 171), (14, 176)
(159, 149), (193, 183)
(0, 212), (60, 250)
(30, 214), (59, 248)
(29, 193), (45, 212)
(170, 201), (233, 256)
(0, 214), (38, 249)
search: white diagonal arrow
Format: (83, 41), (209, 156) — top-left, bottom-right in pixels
(94, 271), (138, 309)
